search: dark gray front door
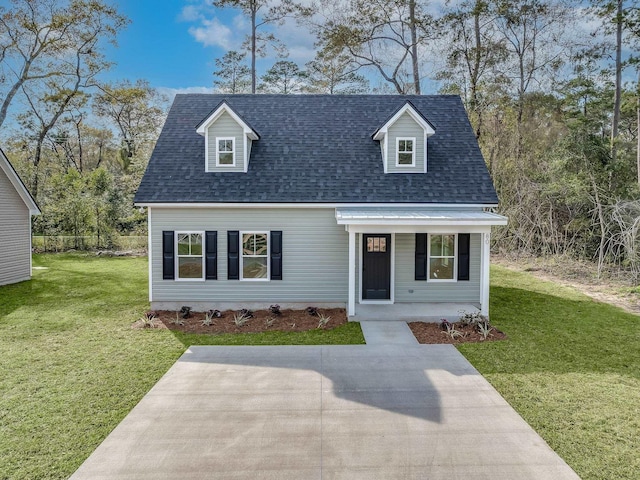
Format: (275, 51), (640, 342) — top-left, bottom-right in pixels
(362, 234), (391, 300)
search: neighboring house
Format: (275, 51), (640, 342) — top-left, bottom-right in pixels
(0, 148), (40, 286)
(134, 95), (507, 318)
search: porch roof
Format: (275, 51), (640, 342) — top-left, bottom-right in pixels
(335, 208), (508, 226)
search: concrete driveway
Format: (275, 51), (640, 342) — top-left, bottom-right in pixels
(71, 339), (579, 479)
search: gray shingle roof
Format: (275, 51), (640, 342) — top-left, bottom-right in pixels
(134, 94), (499, 204)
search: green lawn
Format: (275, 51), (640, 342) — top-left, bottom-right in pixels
(1, 255), (638, 479)
(0, 254), (364, 480)
(459, 267), (640, 480)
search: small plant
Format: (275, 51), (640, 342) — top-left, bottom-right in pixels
(265, 316), (276, 327)
(239, 308), (254, 318)
(269, 304), (282, 316)
(458, 310), (488, 327)
(172, 311), (185, 326)
(306, 306), (318, 316)
(202, 310), (217, 327)
(440, 319), (452, 331)
(139, 311), (157, 328)
(233, 312), (249, 327)
(477, 321), (493, 340)
(317, 314), (331, 329)
(180, 306), (192, 319)
(441, 322), (464, 340)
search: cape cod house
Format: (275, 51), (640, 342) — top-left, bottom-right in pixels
(0, 148), (40, 286)
(134, 95), (507, 319)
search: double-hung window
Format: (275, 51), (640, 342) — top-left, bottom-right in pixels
(216, 137), (235, 166)
(241, 232), (269, 280)
(396, 137), (415, 166)
(176, 232), (204, 280)
(429, 234), (456, 281)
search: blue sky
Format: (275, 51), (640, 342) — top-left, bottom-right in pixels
(103, 0), (317, 93)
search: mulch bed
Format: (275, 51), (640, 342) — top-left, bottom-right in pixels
(133, 308), (348, 334)
(408, 322), (507, 344)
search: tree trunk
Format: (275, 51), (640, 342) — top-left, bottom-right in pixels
(409, 0), (420, 94)
(637, 70), (640, 185)
(251, 6), (257, 94)
(611, 0), (623, 161)
(471, 3), (483, 139)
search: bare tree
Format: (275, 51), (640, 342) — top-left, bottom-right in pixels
(316, 0), (437, 94)
(0, 0), (127, 129)
(212, 0), (312, 93)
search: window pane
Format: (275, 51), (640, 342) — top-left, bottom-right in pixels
(242, 234), (254, 255)
(243, 257), (267, 279)
(442, 235), (455, 256)
(179, 257), (202, 278)
(430, 235), (443, 256)
(254, 234), (268, 255)
(398, 153), (413, 165)
(177, 234), (190, 255)
(398, 140), (406, 151)
(218, 139), (233, 152)
(190, 234), (202, 255)
(405, 139), (413, 151)
(379, 237), (386, 252)
(430, 258), (454, 280)
(218, 152), (233, 165)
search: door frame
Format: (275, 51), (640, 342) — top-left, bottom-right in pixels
(359, 233), (395, 304)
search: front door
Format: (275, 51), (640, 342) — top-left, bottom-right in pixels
(362, 234), (391, 300)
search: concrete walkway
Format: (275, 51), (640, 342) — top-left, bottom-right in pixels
(360, 321), (419, 345)
(71, 342), (580, 480)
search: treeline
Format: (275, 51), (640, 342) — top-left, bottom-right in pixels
(212, 0), (640, 277)
(0, 1), (166, 249)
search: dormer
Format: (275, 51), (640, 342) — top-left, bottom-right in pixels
(372, 101), (435, 174)
(196, 101), (260, 173)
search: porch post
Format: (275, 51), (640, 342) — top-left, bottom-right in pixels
(348, 229), (356, 316)
(481, 231), (491, 316)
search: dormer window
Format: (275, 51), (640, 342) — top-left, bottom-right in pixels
(372, 101), (435, 174)
(196, 101), (260, 173)
(216, 137), (235, 166)
(397, 138), (415, 166)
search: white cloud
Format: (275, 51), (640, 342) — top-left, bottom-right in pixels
(178, 5), (201, 22)
(188, 18), (236, 50)
(157, 86), (217, 102)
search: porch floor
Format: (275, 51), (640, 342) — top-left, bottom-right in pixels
(351, 303), (480, 323)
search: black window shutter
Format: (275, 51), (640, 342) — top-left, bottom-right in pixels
(162, 231), (175, 280)
(458, 233), (471, 281)
(270, 231), (283, 280)
(415, 233), (427, 281)
(227, 231), (239, 280)
(205, 231), (217, 280)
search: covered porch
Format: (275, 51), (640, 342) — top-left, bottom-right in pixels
(335, 207), (508, 319)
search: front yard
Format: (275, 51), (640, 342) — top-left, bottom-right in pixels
(0, 254), (638, 479)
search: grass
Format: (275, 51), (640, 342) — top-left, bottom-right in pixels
(459, 266), (640, 480)
(2, 255), (638, 480)
(0, 254), (364, 480)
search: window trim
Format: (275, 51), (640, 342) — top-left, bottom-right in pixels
(215, 136), (236, 167)
(175, 231), (205, 281)
(396, 137), (416, 167)
(240, 231), (270, 281)
(427, 233), (457, 282)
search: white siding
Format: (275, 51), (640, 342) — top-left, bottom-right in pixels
(394, 233), (481, 303)
(0, 167), (31, 285)
(386, 112), (425, 173)
(206, 111), (246, 172)
(151, 208), (349, 303)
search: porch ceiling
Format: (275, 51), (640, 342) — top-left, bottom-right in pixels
(335, 208), (508, 226)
